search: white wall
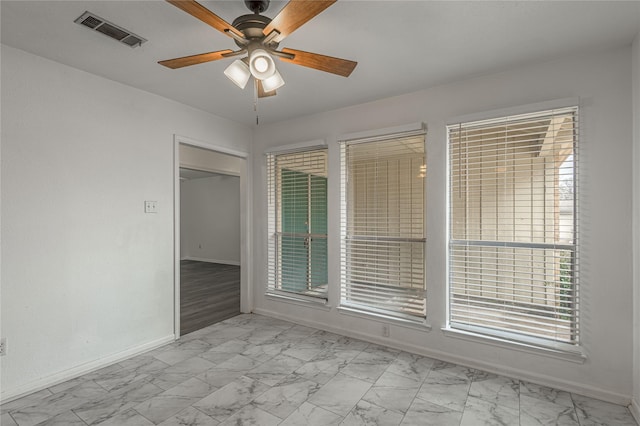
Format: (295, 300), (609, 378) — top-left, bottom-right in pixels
(252, 47), (635, 403)
(180, 175), (241, 265)
(1, 39), (636, 409)
(0, 45), (251, 400)
(632, 30), (640, 422)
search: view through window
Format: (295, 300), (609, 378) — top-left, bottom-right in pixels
(340, 134), (426, 319)
(448, 107), (579, 344)
(267, 149), (328, 299)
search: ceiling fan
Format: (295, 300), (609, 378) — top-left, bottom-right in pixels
(159, 0), (357, 98)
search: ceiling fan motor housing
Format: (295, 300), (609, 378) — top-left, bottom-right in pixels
(231, 13), (273, 48)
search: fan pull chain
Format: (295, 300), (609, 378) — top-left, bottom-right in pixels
(254, 79), (260, 126)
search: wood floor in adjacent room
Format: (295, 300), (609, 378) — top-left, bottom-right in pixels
(180, 260), (240, 336)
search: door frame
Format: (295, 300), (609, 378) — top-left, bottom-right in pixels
(173, 134), (252, 338)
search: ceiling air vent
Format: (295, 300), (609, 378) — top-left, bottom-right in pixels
(75, 11), (147, 48)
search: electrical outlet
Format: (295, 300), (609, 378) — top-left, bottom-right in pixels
(144, 201), (158, 213)
(0, 338), (6, 356)
(382, 324), (390, 337)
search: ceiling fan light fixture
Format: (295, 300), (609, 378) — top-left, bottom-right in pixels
(249, 49), (276, 80)
(261, 69), (285, 92)
(160, 0), (358, 101)
(224, 59), (251, 89)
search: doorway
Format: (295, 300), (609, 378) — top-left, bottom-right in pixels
(174, 138), (250, 337)
(179, 168), (240, 335)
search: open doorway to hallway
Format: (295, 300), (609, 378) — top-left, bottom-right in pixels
(177, 143), (246, 336)
(179, 168), (240, 335)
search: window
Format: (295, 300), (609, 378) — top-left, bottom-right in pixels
(340, 133), (426, 319)
(267, 149), (328, 300)
(447, 106), (578, 345)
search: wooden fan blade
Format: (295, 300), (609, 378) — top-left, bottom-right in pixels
(257, 80), (277, 98)
(263, 0), (336, 42)
(166, 0), (244, 38)
(158, 50), (234, 69)
(279, 48), (357, 77)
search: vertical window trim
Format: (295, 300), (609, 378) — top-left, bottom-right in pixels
(445, 105), (580, 351)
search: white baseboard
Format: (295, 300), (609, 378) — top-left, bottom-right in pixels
(253, 307), (631, 406)
(0, 334), (175, 404)
(181, 256), (240, 266)
(631, 398), (640, 424)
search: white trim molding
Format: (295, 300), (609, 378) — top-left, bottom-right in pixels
(337, 306), (432, 332)
(174, 139), (182, 337)
(265, 291), (332, 311)
(174, 134), (253, 337)
(175, 134), (248, 158)
(182, 256), (240, 266)
(338, 122), (426, 144)
(252, 308), (629, 406)
(265, 139), (326, 155)
(0, 334), (174, 404)
(631, 398), (640, 425)
(446, 97), (580, 127)
(442, 327), (586, 364)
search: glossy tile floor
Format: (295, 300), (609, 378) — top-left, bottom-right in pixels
(2, 314), (637, 426)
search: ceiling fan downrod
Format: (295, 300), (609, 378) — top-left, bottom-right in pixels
(244, 0), (269, 14)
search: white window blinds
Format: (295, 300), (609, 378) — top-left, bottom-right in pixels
(448, 106), (579, 345)
(340, 134), (426, 319)
(267, 149), (328, 300)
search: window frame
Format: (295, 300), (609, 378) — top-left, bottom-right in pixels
(266, 144), (330, 305)
(444, 100), (583, 356)
(339, 129), (428, 323)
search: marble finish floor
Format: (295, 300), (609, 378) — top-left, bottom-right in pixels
(2, 314), (637, 426)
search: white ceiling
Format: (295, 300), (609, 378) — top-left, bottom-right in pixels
(2, 1), (639, 126)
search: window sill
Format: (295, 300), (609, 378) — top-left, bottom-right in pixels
(265, 291), (332, 311)
(441, 326), (587, 364)
(337, 306), (432, 332)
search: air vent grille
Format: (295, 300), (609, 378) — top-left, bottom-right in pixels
(75, 11), (147, 48)
(122, 35), (145, 47)
(80, 15), (102, 29)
